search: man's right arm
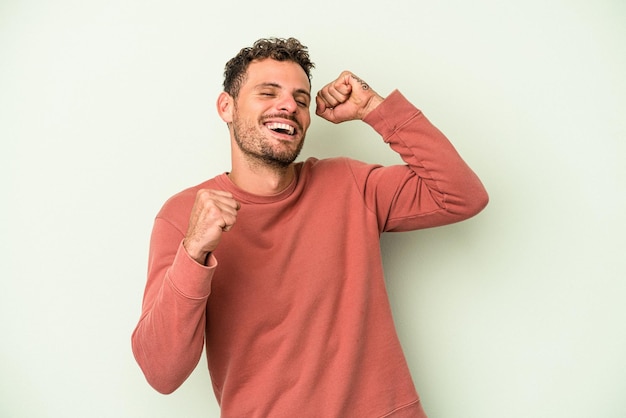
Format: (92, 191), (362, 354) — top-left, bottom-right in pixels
(131, 189), (238, 394)
(131, 217), (216, 394)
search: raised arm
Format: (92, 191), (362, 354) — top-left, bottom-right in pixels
(362, 89), (488, 231)
(316, 71), (488, 232)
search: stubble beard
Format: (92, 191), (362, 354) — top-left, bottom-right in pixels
(231, 110), (305, 170)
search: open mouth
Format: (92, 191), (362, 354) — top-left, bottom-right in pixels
(265, 122), (295, 136)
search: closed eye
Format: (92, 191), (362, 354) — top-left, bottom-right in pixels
(295, 94), (310, 108)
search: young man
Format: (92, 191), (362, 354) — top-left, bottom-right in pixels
(132, 37), (488, 417)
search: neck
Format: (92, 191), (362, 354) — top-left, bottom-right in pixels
(229, 157), (295, 195)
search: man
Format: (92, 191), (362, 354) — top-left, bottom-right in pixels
(132, 37), (488, 417)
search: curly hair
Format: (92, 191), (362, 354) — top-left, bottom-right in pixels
(223, 37), (315, 98)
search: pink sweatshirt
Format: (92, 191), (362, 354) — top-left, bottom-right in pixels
(132, 90), (488, 417)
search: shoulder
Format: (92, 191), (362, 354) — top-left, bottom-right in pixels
(156, 176), (222, 224)
(298, 156), (384, 188)
(301, 156), (375, 174)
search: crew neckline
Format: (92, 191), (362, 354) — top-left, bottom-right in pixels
(214, 162), (303, 204)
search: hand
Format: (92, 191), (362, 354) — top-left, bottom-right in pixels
(183, 189), (240, 265)
(315, 71), (384, 124)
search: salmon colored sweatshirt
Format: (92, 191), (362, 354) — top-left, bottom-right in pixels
(132, 90), (488, 418)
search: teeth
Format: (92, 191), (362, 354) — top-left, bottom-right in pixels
(266, 122), (294, 135)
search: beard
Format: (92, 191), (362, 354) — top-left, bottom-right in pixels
(231, 108), (306, 170)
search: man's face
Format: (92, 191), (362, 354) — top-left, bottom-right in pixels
(230, 59), (312, 168)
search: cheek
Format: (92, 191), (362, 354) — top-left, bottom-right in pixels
(301, 113), (311, 130)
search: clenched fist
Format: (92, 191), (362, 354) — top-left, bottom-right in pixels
(183, 189), (240, 265)
(315, 71), (384, 124)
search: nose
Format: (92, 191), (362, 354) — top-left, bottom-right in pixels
(277, 94), (298, 113)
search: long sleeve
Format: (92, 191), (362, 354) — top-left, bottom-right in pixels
(359, 89), (489, 232)
(131, 216), (216, 394)
(130, 89), (488, 408)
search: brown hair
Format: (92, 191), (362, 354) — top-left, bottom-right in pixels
(223, 37), (315, 98)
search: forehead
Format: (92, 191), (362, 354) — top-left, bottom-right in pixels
(243, 59), (311, 93)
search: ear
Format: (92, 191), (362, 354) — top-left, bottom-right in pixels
(217, 92), (234, 123)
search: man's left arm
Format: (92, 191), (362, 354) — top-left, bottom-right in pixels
(316, 71), (489, 231)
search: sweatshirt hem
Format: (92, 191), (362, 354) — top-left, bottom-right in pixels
(378, 398), (425, 418)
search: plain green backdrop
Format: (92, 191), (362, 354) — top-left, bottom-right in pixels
(1, 0), (625, 416)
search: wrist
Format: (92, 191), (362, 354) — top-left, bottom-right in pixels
(360, 94), (384, 120)
(183, 238), (211, 265)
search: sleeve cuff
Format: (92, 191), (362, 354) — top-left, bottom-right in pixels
(166, 241), (217, 299)
(362, 89), (423, 141)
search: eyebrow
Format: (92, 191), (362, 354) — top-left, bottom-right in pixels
(255, 82), (311, 98)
